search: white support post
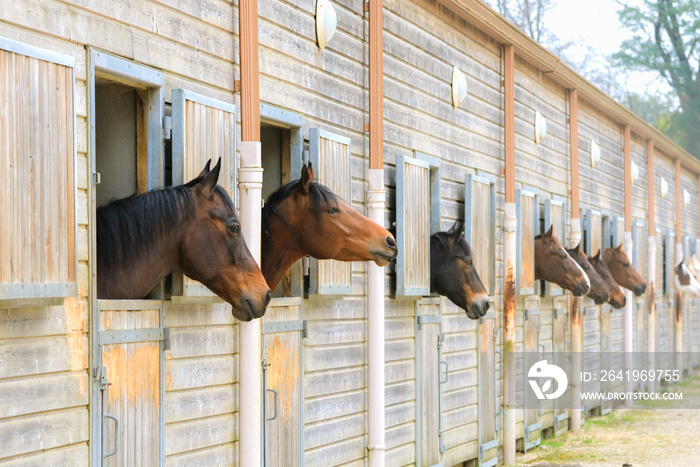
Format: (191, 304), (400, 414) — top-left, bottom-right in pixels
(647, 235), (657, 393)
(502, 202), (517, 465)
(238, 141), (264, 467)
(623, 231), (635, 406)
(366, 169), (386, 467)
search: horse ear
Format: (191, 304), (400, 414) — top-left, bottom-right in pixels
(592, 249), (601, 261)
(196, 158), (221, 198)
(615, 243), (623, 253)
(197, 160), (212, 179)
(300, 162), (314, 194)
(545, 225), (554, 239)
(575, 241), (582, 253)
(448, 221), (464, 240)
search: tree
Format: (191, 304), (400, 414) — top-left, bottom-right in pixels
(613, 0), (700, 157)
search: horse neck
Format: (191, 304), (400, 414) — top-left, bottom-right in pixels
(261, 216), (305, 290)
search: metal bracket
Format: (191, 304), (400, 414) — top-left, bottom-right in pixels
(162, 115), (172, 140)
(162, 327), (171, 351)
(93, 172), (101, 185)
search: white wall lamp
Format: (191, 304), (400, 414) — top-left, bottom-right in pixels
(534, 110), (547, 144)
(590, 140), (601, 168)
(660, 178), (669, 198)
(316, 0), (338, 50)
(684, 188), (691, 207)
(451, 66), (468, 108)
(630, 160), (640, 185)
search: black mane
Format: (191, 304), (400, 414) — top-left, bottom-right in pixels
(262, 179), (340, 238)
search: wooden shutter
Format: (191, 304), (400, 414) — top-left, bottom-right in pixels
(171, 89), (236, 298)
(656, 228), (664, 293)
(0, 39), (77, 302)
(544, 199), (566, 296)
(465, 174), (496, 295)
(584, 209), (602, 257)
(665, 230), (675, 295)
(308, 128), (352, 295)
(396, 155), (431, 298)
(516, 189), (538, 296)
(632, 220), (646, 278)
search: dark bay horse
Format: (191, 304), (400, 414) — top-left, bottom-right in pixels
(602, 244), (647, 297)
(567, 242), (610, 304)
(430, 222), (489, 319)
(589, 250), (626, 309)
(97, 159), (271, 321)
(535, 226), (590, 296)
(261, 163), (398, 290)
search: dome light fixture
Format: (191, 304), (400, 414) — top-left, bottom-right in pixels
(451, 66), (468, 108)
(316, 0), (338, 50)
(630, 160), (639, 185)
(660, 178), (669, 198)
(684, 188), (691, 207)
(534, 110), (547, 144)
(590, 140), (601, 168)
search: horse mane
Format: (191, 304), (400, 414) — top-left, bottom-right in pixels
(96, 184), (232, 272)
(262, 179), (340, 237)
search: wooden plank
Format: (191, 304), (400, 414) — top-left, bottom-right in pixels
(0, 442), (88, 467)
(166, 355), (235, 391)
(0, 335), (87, 378)
(164, 442), (235, 467)
(0, 303), (87, 338)
(167, 326), (235, 359)
(165, 385), (235, 424)
(0, 407), (89, 460)
(0, 371), (88, 419)
(165, 413), (236, 456)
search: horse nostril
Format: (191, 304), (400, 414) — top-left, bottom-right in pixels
(484, 300), (490, 312)
(265, 290), (272, 307)
(386, 236), (396, 248)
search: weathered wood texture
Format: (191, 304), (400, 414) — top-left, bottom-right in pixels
(655, 150), (676, 231)
(0, 47), (76, 297)
(164, 302), (238, 464)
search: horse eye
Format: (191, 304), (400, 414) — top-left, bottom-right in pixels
(226, 221), (240, 234)
(328, 206), (340, 215)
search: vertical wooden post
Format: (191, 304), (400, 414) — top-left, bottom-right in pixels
(623, 124), (634, 405)
(674, 158), (683, 374)
(502, 44), (517, 466)
(367, 2), (386, 466)
(238, 1), (263, 466)
(568, 89), (583, 431)
(647, 139), (657, 393)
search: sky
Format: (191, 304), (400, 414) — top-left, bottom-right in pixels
(545, 0), (672, 97)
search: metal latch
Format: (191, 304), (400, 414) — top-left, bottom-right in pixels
(93, 172), (101, 185)
(163, 116), (172, 140)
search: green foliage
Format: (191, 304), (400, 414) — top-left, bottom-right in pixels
(613, 0), (700, 157)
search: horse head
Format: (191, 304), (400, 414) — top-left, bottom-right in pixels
(430, 221), (489, 319)
(589, 250), (626, 309)
(180, 159), (271, 321)
(534, 226), (590, 296)
(566, 242), (610, 304)
(262, 163), (398, 290)
(602, 244), (647, 296)
(675, 258), (700, 296)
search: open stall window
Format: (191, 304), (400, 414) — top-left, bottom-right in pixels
(396, 154), (441, 298)
(583, 209), (602, 257)
(516, 189), (539, 296)
(632, 220), (646, 277)
(543, 198), (567, 296)
(0, 38), (77, 303)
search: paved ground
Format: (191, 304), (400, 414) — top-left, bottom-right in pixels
(515, 374), (700, 467)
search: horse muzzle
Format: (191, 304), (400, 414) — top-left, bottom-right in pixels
(466, 295), (490, 320)
(372, 238), (398, 266)
(572, 281), (590, 297)
(232, 290), (271, 321)
(633, 283), (647, 296)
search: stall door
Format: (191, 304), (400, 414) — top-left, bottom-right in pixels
(262, 298), (304, 467)
(478, 311), (498, 467)
(416, 299), (445, 467)
(522, 308), (541, 452)
(600, 306), (612, 414)
(97, 300), (165, 466)
(553, 308), (569, 435)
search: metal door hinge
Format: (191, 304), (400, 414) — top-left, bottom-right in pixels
(93, 172), (101, 185)
(163, 116), (172, 140)
(162, 327), (171, 351)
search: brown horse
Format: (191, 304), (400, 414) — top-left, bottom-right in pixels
(261, 163), (398, 290)
(602, 244), (647, 296)
(430, 221), (490, 319)
(535, 226), (590, 296)
(97, 159), (271, 321)
(589, 250), (626, 309)
(567, 242), (611, 304)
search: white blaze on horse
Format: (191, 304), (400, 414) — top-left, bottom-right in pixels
(676, 256), (700, 297)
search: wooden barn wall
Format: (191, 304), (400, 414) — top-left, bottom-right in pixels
(578, 101), (624, 215)
(2, 0), (700, 465)
(630, 135), (648, 224)
(655, 149), (676, 232)
(0, 26), (90, 467)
